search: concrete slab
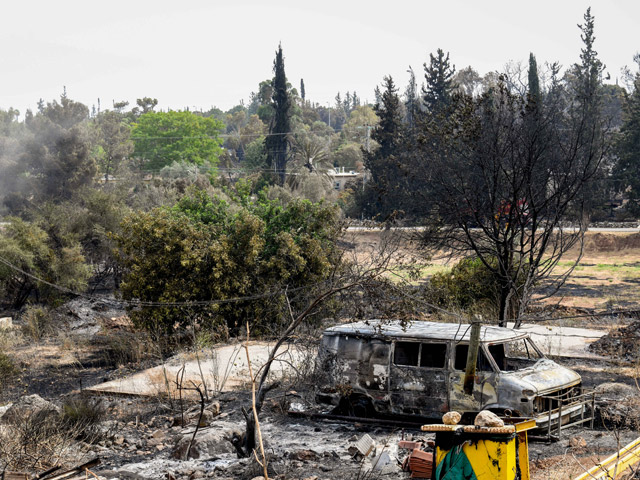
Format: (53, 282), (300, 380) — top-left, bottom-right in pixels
(87, 323), (607, 397)
(507, 323), (607, 359)
(87, 341), (306, 397)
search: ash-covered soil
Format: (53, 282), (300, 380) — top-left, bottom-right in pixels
(589, 320), (640, 362)
(2, 354), (638, 480)
(1, 294), (639, 480)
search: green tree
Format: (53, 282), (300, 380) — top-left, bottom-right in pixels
(404, 67), (419, 129)
(361, 76), (405, 218)
(135, 97), (158, 114)
(567, 7), (608, 220)
(6, 100), (96, 212)
(0, 217), (91, 309)
(131, 111), (224, 172)
(30, 189), (130, 290)
(39, 93), (89, 129)
(265, 45), (292, 185)
(92, 110), (134, 181)
(422, 48), (456, 116)
(615, 55), (640, 214)
(527, 53), (541, 107)
(331, 143), (363, 170)
(114, 187), (341, 338)
(341, 105), (378, 144)
(244, 136), (269, 170)
(453, 66), (482, 97)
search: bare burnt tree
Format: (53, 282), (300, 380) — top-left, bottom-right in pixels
(419, 54), (609, 326)
(232, 228), (420, 458)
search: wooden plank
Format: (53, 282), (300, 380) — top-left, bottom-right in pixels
(41, 459), (100, 480)
(4, 473), (29, 480)
(573, 437), (640, 480)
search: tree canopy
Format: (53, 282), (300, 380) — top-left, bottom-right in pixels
(114, 185), (342, 339)
(418, 30), (608, 325)
(131, 111), (224, 172)
(614, 55), (640, 214)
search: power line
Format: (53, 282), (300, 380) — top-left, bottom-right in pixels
(2, 236), (639, 325)
(386, 280), (640, 327)
(129, 129), (343, 140)
(0, 254), (306, 309)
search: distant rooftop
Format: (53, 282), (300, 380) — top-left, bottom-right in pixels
(324, 319), (528, 343)
(327, 167), (359, 176)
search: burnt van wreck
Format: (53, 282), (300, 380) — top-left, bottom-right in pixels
(316, 320), (594, 434)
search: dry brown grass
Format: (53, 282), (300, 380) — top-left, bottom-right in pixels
(346, 230), (640, 312)
(531, 453), (607, 480)
(0, 403), (101, 473)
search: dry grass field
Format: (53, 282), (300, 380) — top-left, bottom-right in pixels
(345, 229), (640, 313)
(547, 232), (640, 310)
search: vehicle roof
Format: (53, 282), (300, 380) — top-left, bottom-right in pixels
(323, 320), (529, 343)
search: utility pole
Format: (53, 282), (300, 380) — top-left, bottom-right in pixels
(362, 125), (371, 193)
(464, 315), (482, 395)
(364, 124), (371, 153)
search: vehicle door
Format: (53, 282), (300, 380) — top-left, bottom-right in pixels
(448, 343), (499, 413)
(353, 338), (391, 403)
(389, 340), (449, 416)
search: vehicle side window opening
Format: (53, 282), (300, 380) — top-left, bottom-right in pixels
(420, 343), (447, 368)
(393, 342), (447, 368)
(394, 342), (420, 366)
(454, 344), (493, 372)
(487, 338), (544, 371)
(488, 343), (506, 370)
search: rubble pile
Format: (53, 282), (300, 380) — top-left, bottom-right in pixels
(589, 320), (640, 361)
(595, 382), (640, 429)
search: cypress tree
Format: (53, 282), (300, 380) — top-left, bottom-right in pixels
(404, 66), (419, 130)
(265, 44), (292, 185)
(527, 53), (541, 108)
(571, 8), (607, 220)
(362, 76), (405, 218)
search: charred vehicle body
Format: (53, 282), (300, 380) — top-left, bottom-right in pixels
(316, 320), (592, 429)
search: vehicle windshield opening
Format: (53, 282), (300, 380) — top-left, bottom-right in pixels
(487, 338), (543, 371)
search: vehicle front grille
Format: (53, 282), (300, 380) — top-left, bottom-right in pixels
(534, 384), (581, 412)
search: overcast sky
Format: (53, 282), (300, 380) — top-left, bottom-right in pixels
(1, 0), (638, 115)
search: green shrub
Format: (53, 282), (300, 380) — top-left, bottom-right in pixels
(115, 186), (342, 339)
(0, 217), (91, 310)
(426, 256), (528, 318)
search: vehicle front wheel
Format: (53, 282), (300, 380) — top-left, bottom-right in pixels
(333, 394), (375, 418)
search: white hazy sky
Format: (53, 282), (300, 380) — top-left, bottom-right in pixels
(0, 0), (638, 115)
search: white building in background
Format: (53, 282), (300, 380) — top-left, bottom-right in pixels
(327, 167), (360, 191)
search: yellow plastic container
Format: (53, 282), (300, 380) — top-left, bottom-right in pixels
(422, 420), (536, 480)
